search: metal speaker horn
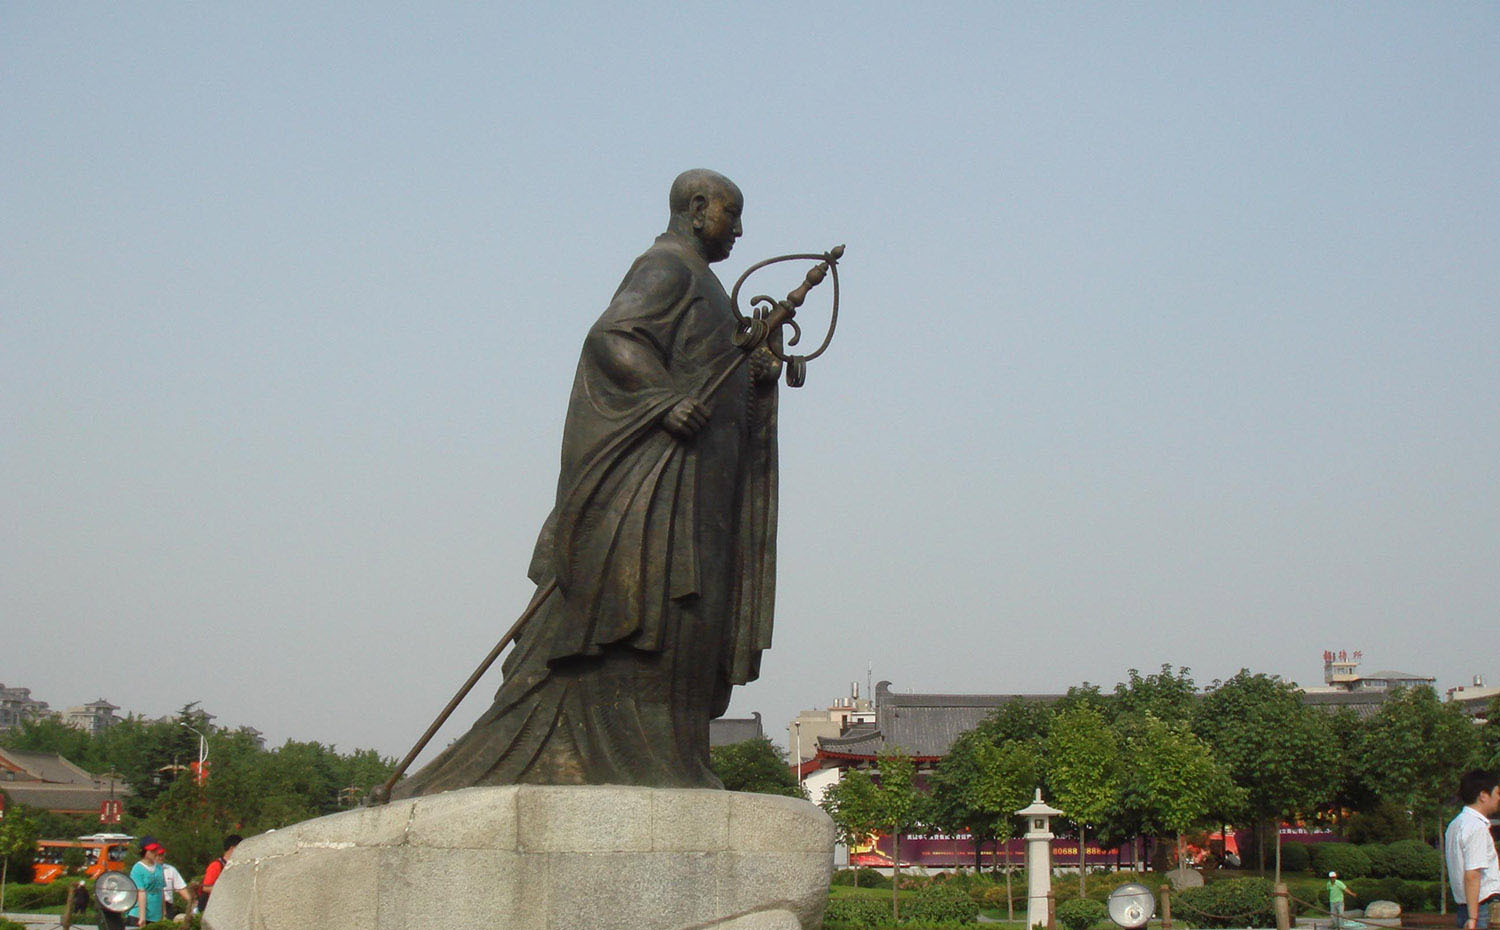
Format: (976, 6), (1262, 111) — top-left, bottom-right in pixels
(1107, 882), (1156, 929)
(94, 870), (139, 913)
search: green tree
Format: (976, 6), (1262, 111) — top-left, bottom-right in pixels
(1045, 705), (1121, 894)
(870, 750), (923, 921)
(1115, 665), (1197, 726)
(1359, 686), (1478, 842)
(1193, 670), (1332, 878)
(1474, 696), (1500, 770)
(1116, 715), (1240, 868)
(1052, 683), (1112, 723)
(975, 740), (1042, 920)
(974, 698), (1055, 744)
(926, 730), (1041, 881)
(0, 716), (94, 764)
(709, 737), (802, 797)
(6, 706), (395, 879)
(820, 768), (883, 888)
(0, 806), (40, 904)
(925, 730), (1001, 871)
(1320, 707), (1376, 820)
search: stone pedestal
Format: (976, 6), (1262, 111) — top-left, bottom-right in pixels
(203, 785), (834, 930)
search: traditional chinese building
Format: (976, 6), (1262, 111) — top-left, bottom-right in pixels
(0, 748), (130, 817)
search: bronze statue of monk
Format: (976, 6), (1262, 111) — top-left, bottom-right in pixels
(392, 170), (779, 794)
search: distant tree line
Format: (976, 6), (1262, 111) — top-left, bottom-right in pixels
(821, 665), (1500, 906)
(0, 704), (394, 879)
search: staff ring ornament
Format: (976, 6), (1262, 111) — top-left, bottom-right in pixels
(730, 244), (843, 388)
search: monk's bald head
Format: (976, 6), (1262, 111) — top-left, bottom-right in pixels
(669, 169), (741, 214)
(666, 169), (744, 263)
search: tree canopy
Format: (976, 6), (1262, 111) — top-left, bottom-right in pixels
(709, 737), (803, 798)
(0, 709), (394, 878)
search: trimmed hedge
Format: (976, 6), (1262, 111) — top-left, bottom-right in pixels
(824, 896), (892, 929)
(1310, 843), (1372, 879)
(980, 883), (1020, 910)
(1346, 877), (1443, 912)
(0, 881), (71, 911)
(1371, 839), (1441, 881)
(905, 882), (979, 924)
(832, 867), (893, 889)
(1279, 842), (1311, 873)
(1175, 876), (1286, 929)
(1058, 897), (1109, 930)
(827, 923), (977, 930)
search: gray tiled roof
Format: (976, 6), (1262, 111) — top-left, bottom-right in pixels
(1299, 690), (1394, 718)
(879, 684), (1065, 757)
(1359, 670), (1434, 681)
(709, 713), (764, 747)
(816, 683), (1066, 759)
(0, 783), (122, 813)
(0, 749), (96, 784)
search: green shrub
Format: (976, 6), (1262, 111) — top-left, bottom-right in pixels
(981, 883), (1017, 910)
(1378, 839), (1441, 881)
(1350, 878), (1442, 913)
(1309, 843), (1372, 879)
(0, 919), (29, 930)
(904, 881), (979, 924)
(1393, 879), (1442, 912)
(1176, 876), (1283, 929)
(1218, 877), (1289, 927)
(1086, 871), (1157, 903)
(895, 872), (931, 891)
(0, 881), (71, 910)
(1279, 842), (1311, 873)
(832, 867), (893, 888)
(1057, 897), (1109, 930)
(824, 896), (891, 929)
(1347, 877), (1399, 905)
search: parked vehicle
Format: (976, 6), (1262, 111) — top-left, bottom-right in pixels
(31, 833), (134, 884)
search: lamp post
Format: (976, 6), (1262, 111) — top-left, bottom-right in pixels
(792, 720), (803, 790)
(180, 723), (208, 783)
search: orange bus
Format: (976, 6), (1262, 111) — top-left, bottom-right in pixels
(31, 834), (134, 884)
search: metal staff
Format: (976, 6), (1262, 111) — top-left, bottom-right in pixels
(372, 245), (844, 804)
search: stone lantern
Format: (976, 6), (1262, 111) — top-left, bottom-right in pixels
(1017, 788), (1064, 930)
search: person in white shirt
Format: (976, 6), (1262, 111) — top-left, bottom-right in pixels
(159, 859), (193, 920)
(1445, 769), (1500, 930)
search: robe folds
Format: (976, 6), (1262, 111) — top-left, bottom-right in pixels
(392, 235), (778, 794)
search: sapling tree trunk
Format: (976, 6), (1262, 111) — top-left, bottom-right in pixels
(1275, 826), (1283, 884)
(1079, 823), (1088, 897)
(891, 832), (901, 921)
(1006, 843), (1015, 921)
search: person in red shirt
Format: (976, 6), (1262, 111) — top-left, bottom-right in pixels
(197, 834), (241, 915)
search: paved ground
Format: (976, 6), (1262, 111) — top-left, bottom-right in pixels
(2, 913), (95, 930)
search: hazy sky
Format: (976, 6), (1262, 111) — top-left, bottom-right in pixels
(4, 4), (1497, 762)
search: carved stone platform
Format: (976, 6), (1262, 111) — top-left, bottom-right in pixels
(203, 785), (834, 930)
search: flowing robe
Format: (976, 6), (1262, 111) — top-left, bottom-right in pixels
(392, 234), (778, 794)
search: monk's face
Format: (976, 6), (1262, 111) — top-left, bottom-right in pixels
(696, 185), (743, 263)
